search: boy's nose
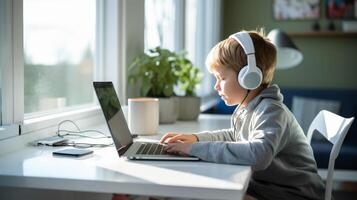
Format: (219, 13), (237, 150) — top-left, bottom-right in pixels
(214, 82), (220, 91)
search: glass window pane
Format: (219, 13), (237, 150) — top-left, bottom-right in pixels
(23, 0), (96, 114)
(145, 0), (176, 51)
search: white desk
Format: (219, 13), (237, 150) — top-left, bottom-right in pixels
(0, 114), (251, 200)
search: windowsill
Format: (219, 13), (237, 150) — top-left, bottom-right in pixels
(0, 105), (105, 155)
(0, 124), (19, 140)
(22, 105), (103, 134)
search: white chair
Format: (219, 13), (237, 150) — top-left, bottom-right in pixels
(307, 110), (355, 200)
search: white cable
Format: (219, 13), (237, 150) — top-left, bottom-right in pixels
(56, 120), (111, 139)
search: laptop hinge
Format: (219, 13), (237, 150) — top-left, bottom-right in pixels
(118, 143), (132, 156)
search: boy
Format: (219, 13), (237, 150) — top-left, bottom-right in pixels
(160, 30), (325, 200)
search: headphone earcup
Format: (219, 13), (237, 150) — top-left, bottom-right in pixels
(238, 65), (263, 90)
(238, 66), (248, 89)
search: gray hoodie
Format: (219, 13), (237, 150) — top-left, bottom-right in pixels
(189, 84), (325, 200)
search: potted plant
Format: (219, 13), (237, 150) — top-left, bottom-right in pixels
(174, 52), (203, 121)
(128, 47), (180, 124)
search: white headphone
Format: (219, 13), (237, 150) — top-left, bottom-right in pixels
(229, 31), (263, 90)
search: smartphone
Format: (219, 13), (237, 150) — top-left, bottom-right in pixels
(52, 148), (93, 157)
(37, 136), (68, 146)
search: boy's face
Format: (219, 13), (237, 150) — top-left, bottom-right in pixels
(212, 67), (247, 106)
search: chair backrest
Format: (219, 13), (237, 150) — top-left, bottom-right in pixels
(306, 110), (354, 200)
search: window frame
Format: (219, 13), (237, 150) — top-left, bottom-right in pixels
(0, 0), (23, 125)
(0, 0), (145, 140)
(0, 0), (23, 139)
(174, 0), (185, 52)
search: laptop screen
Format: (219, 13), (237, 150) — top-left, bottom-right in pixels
(93, 82), (133, 151)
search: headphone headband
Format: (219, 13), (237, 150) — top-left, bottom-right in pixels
(229, 32), (257, 67)
(230, 32), (255, 54)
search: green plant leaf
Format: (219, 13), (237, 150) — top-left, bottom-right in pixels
(128, 46), (201, 97)
(141, 77), (152, 97)
(163, 85), (173, 97)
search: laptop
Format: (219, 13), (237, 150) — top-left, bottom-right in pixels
(93, 82), (199, 161)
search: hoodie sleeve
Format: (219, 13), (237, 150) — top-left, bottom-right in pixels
(189, 103), (288, 171)
(195, 128), (235, 142)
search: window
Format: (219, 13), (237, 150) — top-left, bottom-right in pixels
(145, 0), (221, 104)
(185, 0), (222, 98)
(145, 0), (180, 51)
(0, 0), (147, 139)
(23, 0), (96, 115)
(0, 0), (144, 140)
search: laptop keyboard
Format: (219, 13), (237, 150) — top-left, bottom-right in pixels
(136, 143), (168, 155)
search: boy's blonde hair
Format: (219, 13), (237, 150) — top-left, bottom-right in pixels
(206, 30), (277, 88)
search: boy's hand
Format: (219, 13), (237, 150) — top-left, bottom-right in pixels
(164, 142), (192, 156)
(160, 132), (198, 144)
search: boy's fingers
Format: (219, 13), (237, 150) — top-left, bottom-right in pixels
(165, 146), (174, 152)
(166, 135), (185, 143)
(164, 143), (177, 151)
(164, 143), (175, 149)
(159, 133), (177, 143)
(165, 144), (185, 155)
